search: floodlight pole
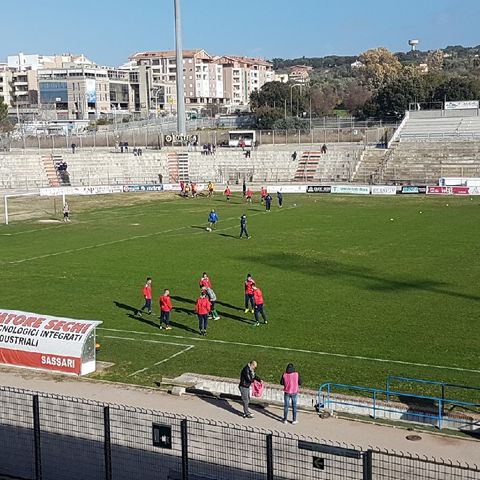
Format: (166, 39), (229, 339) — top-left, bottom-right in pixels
(174, 0), (186, 135)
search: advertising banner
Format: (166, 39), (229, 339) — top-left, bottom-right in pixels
(439, 177), (480, 187)
(467, 186), (480, 195)
(269, 185), (307, 193)
(401, 186), (427, 194)
(162, 184), (181, 191)
(40, 186), (122, 197)
(427, 186), (470, 195)
(307, 186), (331, 194)
(444, 100), (479, 110)
(331, 185), (370, 195)
(123, 184), (164, 193)
(85, 79), (96, 104)
(164, 133), (198, 145)
(0, 309), (101, 375)
(371, 186), (397, 195)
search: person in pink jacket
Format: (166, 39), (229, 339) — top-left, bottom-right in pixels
(280, 363), (302, 424)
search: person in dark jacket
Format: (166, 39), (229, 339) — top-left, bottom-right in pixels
(277, 191), (283, 208)
(239, 215), (251, 239)
(280, 363), (302, 424)
(265, 194), (272, 211)
(239, 360), (260, 418)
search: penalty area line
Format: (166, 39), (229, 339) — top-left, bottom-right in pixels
(98, 328), (480, 375)
(101, 335), (195, 377)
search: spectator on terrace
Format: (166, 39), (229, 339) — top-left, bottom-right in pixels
(120, 142), (124, 153)
(291, 151), (297, 161)
(321, 144), (327, 154)
(71, 143), (76, 154)
(124, 142), (129, 152)
(133, 147), (138, 156)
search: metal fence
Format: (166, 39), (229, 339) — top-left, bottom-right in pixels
(5, 124), (396, 151)
(0, 386), (478, 480)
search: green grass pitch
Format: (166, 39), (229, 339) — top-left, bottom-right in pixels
(1, 192), (479, 399)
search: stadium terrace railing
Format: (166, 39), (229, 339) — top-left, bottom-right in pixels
(385, 376), (480, 409)
(317, 382), (480, 431)
(400, 132), (480, 141)
(0, 385), (479, 480)
(6, 123), (397, 151)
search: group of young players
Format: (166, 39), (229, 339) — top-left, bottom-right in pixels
(206, 184), (284, 238)
(137, 272), (267, 336)
(179, 180), (284, 211)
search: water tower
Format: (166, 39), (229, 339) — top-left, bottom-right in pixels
(408, 39), (419, 51)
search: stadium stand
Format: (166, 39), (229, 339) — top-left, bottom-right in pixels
(351, 148), (387, 184)
(400, 116), (480, 141)
(0, 144), (362, 189)
(382, 141), (480, 184)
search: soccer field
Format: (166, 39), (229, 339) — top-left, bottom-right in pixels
(1, 192), (479, 397)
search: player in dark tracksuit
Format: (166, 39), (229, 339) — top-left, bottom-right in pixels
(239, 215), (251, 239)
(265, 194), (272, 211)
(277, 191), (283, 208)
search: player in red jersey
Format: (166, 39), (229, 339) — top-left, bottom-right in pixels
(252, 285), (267, 326)
(261, 186), (267, 204)
(246, 188), (253, 203)
(159, 289), (173, 330)
(224, 186), (231, 201)
(244, 274), (256, 313)
(138, 277), (152, 316)
(195, 291), (211, 335)
(199, 272), (212, 289)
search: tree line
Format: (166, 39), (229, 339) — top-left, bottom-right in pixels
(252, 46), (480, 128)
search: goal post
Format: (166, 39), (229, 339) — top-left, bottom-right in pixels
(3, 192), (44, 225)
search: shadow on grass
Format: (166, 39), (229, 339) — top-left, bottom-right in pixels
(217, 310), (254, 325)
(113, 301), (159, 328)
(218, 233), (238, 239)
(191, 225), (206, 230)
(127, 313), (158, 329)
(172, 296), (252, 324)
(113, 301), (138, 314)
(216, 300), (243, 312)
(169, 320), (199, 335)
(171, 295), (195, 305)
(235, 253), (480, 302)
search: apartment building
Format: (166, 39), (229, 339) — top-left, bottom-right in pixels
(1, 49), (275, 121)
(37, 67), (110, 120)
(128, 49), (227, 111)
(0, 65), (12, 108)
(288, 65), (313, 84)
(218, 56), (274, 107)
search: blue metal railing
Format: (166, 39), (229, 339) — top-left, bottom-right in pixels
(385, 376), (480, 406)
(317, 381), (480, 430)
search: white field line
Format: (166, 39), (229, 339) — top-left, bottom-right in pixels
(0, 224), (66, 236)
(3, 204), (295, 265)
(101, 335), (194, 377)
(99, 327), (480, 375)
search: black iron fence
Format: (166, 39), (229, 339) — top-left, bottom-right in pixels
(0, 385), (478, 480)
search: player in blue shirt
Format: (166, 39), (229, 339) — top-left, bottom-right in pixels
(207, 209), (218, 231)
(240, 214), (251, 239)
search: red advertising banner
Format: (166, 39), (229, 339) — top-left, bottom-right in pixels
(0, 349), (79, 374)
(0, 309), (102, 375)
(427, 186), (470, 195)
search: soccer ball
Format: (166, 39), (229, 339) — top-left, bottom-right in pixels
(206, 227), (212, 232)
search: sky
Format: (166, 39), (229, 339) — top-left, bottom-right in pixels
(1, 0), (480, 67)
